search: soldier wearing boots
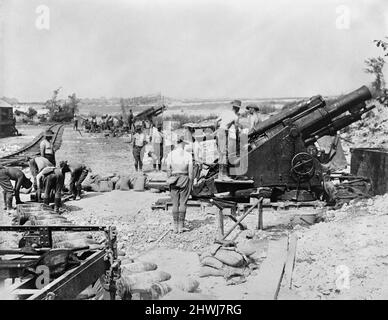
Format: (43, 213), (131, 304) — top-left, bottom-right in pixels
(29, 156), (54, 191)
(216, 100), (241, 180)
(0, 167), (32, 211)
(166, 134), (193, 233)
(36, 161), (70, 212)
(66, 162), (91, 200)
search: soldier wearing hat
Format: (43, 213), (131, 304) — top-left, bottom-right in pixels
(215, 99), (241, 180)
(246, 103), (260, 131)
(132, 124), (147, 172)
(40, 129), (56, 165)
(166, 134), (193, 233)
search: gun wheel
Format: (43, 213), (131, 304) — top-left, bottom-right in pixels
(291, 152), (315, 182)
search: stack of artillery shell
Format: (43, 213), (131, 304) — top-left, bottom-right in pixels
(116, 261), (172, 300)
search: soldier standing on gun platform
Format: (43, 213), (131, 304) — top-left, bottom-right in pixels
(40, 129), (56, 166)
(216, 100), (241, 180)
(166, 134), (193, 233)
(246, 104), (260, 131)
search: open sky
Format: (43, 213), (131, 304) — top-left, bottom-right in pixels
(0, 0), (387, 101)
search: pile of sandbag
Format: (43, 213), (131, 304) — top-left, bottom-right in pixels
(198, 242), (262, 285)
(82, 174), (118, 192)
(82, 173), (135, 192)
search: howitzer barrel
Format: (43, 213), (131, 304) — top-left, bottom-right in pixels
(295, 85), (374, 138)
(248, 95), (324, 143)
(304, 104), (376, 144)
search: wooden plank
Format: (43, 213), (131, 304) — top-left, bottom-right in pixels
(283, 233), (298, 289)
(245, 237), (288, 300)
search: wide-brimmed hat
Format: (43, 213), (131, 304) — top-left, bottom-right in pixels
(192, 130), (206, 140)
(44, 129), (54, 137)
(230, 100), (242, 108)
(176, 133), (190, 144)
(246, 104), (260, 111)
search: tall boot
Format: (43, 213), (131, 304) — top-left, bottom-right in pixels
(158, 164), (162, 171)
(153, 163), (157, 171)
(172, 211), (179, 233)
(54, 198), (61, 213)
(218, 164), (226, 180)
(178, 211), (189, 233)
(77, 186), (82, 200)
(6, 193), (13, 211)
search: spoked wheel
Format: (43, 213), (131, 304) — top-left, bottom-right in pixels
(290, 152), (315, 182)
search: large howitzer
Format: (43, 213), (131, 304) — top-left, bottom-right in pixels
(134, 105), (166, 122)
(193, 85), (376, 201)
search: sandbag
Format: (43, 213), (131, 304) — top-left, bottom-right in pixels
(121, 261), (158, 274)
(90, 183), (100, 192)
(214, 249), (244, 267)
(117, 176), (132, 191)
(199, 266), (224, 278)
(236, 240), (258, 257)
(98, 180), (114, 192)
(173, 278), (200, 293)
(201, 256), (224, 270)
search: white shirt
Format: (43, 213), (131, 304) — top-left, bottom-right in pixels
(218, 110), (239, 130)
(193, 140), (203, 162)
(40, 139), (53, 155)
(166, 148), (193, 175)
(151, 127), (163, 144)
(133, 133), (146, 147)
(248, 113), (260, 130)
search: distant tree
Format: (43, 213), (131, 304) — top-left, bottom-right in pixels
(68, 93), (80, 115)
(371, 37), (388, 106)
(27, 107), (37, 119)
(364, 57), (385, 92)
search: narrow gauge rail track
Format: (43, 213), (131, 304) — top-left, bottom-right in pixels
(0, 124), (65, 167)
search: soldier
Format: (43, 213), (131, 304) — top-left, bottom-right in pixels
(246, 104), (260, 131)
(40, 129), (56, 165)
(215, 100), (241, 180)
(150, 123), (163, 171)
(73, 114), (79, 131)
(66, 162), (91, 200)
(36, 161), (70, 212)
(0, 166), (32, 210)
(166, 134), (193, 233)
(128, 110), (134, 133)
(29, 156), (54, 191)
(132, 125), (147, 172)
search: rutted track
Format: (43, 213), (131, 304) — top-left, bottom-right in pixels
(0, 124), (65, 167)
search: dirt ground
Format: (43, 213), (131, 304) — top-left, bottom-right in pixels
(1, 123), (388, 300)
